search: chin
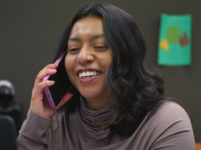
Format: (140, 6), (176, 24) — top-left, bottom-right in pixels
(80, 89), (100, 100)
(81, 93), (98, 100)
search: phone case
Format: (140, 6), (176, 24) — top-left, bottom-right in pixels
(42, 52), (72, 108)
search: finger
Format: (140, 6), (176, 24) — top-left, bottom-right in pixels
(39, 63), (58, 74)
(33, 68), (57, 91)
(34, 64), (58, 88)
(58, 93), (73, 108)
(32, 80), (55, 100)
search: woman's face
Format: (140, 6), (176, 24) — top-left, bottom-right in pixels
(65, 16), (115, 109)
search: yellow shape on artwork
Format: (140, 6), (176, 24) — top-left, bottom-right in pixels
(159, 39), (169, 51)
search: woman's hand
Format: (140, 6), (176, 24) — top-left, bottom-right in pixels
(30, 63), (73, 119)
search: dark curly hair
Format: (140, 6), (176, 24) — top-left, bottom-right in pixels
(54, 2), (165, 138)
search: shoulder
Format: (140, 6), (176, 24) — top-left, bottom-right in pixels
(146, 101), (192, 134)
(151, 101), (189, 121)
(142, 101), (195, 149)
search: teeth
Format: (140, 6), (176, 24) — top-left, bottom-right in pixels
(79, 71), (101, 78)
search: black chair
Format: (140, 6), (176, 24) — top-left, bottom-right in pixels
(0, 115), (18, 150)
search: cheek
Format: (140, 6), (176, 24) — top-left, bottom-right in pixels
(103, 52), (113, 70)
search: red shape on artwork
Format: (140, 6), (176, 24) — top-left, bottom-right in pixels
(179, 32), (188, 46)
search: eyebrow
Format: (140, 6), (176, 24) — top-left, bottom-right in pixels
(68, 34), (105, 42)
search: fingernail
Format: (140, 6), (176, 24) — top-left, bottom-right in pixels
(49, 81), (55, 84)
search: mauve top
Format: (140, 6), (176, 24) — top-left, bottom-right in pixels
(16, 98), (195, 150)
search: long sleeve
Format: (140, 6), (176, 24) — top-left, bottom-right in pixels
(16, 110), (53, 150)
(15, 101), (195, 150)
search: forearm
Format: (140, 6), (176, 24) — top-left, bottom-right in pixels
(16, 110), (53, 150)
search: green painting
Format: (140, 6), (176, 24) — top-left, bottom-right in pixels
(158, 14), (192, 66)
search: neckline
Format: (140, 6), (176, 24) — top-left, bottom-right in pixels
(80, 96), (117, 129)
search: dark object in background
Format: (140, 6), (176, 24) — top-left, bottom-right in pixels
(0, 80), (23, 132)
(0, 115), (18, 150)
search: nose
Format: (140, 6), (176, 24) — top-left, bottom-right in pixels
(77, 46), (95, 65)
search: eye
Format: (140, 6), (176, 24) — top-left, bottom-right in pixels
(94, 46), (109, 50)
(68, 48), (80, 53)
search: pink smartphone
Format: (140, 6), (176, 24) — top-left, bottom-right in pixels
(42, 52), (72, 108)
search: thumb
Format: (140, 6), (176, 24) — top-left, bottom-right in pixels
(58, 93), (73, 108)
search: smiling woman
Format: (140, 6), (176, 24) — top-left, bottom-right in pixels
(16, 2), (195, 150)
(65, 16), (115, 110)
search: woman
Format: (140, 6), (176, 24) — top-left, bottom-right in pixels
(17, 2), (195, 150)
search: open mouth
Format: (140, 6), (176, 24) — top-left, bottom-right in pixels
(78, 71), (102, 79)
